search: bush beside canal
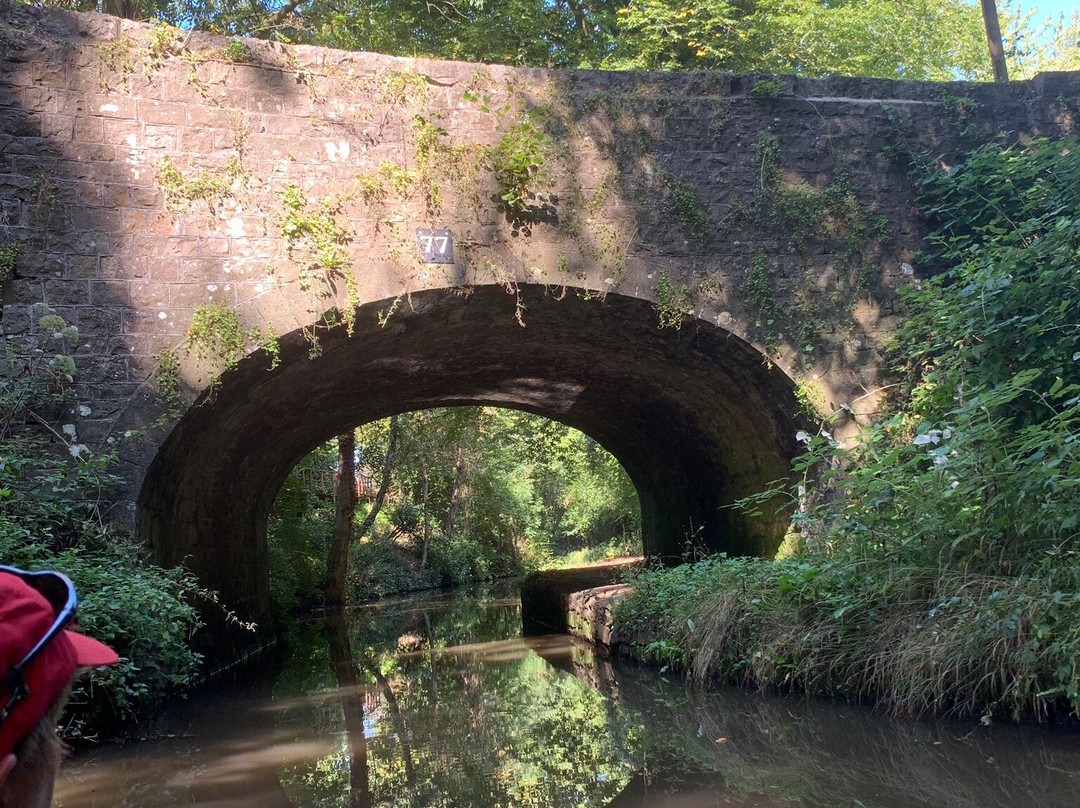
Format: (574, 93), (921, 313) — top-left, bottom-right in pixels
(617, 557), (1080, 720)
(0, 452), (209, 740)
(617, 135), (1080, 722)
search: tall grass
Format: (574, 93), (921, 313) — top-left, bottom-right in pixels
(618, 557), (1080, 720)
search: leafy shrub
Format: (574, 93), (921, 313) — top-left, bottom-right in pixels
(492, 115), (549, 213)
(347, 534), (441, 599)
(1, 309), (209, 741)
(0, 449), (210, 738)
(618, 135), (1080, 722)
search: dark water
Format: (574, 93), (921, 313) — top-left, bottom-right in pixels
(56, 588), (1080, 807)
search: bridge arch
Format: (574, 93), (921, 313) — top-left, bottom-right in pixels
(139, 285), (806, 631)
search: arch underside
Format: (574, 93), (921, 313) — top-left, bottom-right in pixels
(138, 285), (806, 632)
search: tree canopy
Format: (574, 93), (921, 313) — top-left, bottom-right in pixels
(38, 0), (1069, 80)
(268, 407), (642, 609)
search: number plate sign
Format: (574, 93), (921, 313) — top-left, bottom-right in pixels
(417, 228), (454, 264)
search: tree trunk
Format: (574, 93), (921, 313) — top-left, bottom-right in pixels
(419, 467), (431, 569)
(368, 661), (418, 806)
(355, 415), (401, 541)
(325, 612), (372, 808)
(980, 0), (1009, 82)
(325, 432), (357, 606)
(102, 0), (144, 20)
(327, 418), (401, 603)
(446, 442), (465, 536)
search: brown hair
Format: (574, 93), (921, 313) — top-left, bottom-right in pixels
(0, 684), (71, 808)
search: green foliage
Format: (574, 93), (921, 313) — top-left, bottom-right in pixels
(156, 153), (245, 213)
(618, 556), (1080, 720)
(187, 301), (270, 371)
(740, 256), (779, 346)
(160, 303), (278, 395)
(266, 459), (334, 617)
(186, 302), (247, 365)
(220, 38), (254, 63)
(280, 185), (348, 273)
(622, 134), (1080, 722)
(741, 135), (881, 357)
(1, 306), (80, 437)
(267, 408), (641, 607)
(71, 0), (1027, 81)
(154, 347), (181, 404)
(278, 184), (359, 340)
(492, 115), (549, 214)
(97, 33), (137, 89)
(613, 0), (989, 79)
(660, 171), (709, 243)
(0, 309), (209, 741)
(146, 18), (183, 65)
(0, 241), (18, 288)
(654, 271), (692, 330)
(272, 596), (637, 808)
(750, 78), (789, 99)
(752, 133), (781, 191)
(1012, 10), (1080, 76)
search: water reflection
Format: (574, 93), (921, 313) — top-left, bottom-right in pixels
(281, 597), (634, 808)
(56, 588), (1080, 808)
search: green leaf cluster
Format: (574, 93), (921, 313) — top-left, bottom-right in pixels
(0, 242), (17, 288)
(492, 116), (549, 213)
(614, 0), (987, 79)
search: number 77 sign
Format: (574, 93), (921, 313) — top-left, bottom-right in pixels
(416, 228), (454, 264)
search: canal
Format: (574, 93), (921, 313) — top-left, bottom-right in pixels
(56, 586), (1080, 807)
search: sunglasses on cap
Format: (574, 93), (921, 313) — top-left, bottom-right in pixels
(0, 566), (77, 728)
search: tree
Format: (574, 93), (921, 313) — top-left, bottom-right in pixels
(324, 431), (357, 606)
(40, 0), (1018, 81)
(269, 407), (641, 604)
(612, 0), (990, 79)
(324, 417), (400, 605)
(1010, 7), (1080, 77)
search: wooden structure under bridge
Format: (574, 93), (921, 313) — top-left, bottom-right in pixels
(297, 467), (377, 503)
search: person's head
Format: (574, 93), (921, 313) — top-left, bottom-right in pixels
(0, 567), (118, 808)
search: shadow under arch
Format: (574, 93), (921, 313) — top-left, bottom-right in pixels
(138, 284), (807, 644)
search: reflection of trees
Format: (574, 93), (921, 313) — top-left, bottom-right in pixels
(326, 612), (372, 808)
(366, 660), (418, 805)
(276, 593), (638, 808)
(360, 634), (635, 807)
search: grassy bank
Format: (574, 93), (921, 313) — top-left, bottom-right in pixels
(617, 556), (1079, 721)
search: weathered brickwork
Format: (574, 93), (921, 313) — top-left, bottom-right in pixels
(2, 4), (1078, 635)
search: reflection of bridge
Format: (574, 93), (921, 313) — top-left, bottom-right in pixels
(3, 5), (1077, 648)
(296, 467), (377, 503)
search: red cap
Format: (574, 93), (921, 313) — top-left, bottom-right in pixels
(0, 571), (118, 758)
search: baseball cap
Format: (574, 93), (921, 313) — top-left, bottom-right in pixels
(0, 567), (118, 759)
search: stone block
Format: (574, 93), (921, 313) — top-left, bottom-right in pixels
(101, 117), (143, 145)
(76, 305), (125, 335)
(43, 278), (90, 306)
(38, 113), (75, 141)
(136, 99), (190, 126)
(63, 255), (102, 280)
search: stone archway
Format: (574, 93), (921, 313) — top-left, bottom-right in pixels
(139, 285), (806, 637)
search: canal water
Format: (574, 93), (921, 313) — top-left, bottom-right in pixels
(56, 587), (1080, 807)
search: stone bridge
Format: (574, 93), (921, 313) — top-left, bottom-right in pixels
(2, 5), (1077, 639)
